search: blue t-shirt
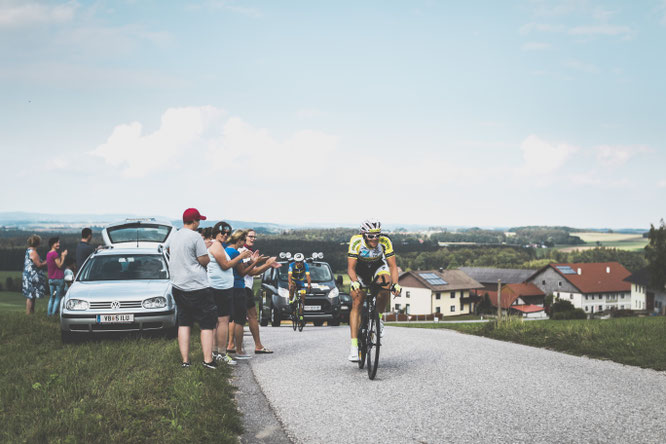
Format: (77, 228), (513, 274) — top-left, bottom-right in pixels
(288, 262), (310, 281)
(225, 247), (245, 289)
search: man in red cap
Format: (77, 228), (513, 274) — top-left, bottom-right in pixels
(167, 208), (218, 369)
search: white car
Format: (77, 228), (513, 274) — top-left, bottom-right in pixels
(60, 218), (177, 342)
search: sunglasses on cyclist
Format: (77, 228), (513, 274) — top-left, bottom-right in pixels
(365, 233), (380, 240)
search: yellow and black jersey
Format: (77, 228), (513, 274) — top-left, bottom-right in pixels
(347, 234), (395, 262)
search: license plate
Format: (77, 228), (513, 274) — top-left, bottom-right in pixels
(96, 314), (134, 324)
(304, 305), (321, 311)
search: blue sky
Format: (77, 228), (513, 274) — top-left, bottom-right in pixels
(1, 0), (664, 228)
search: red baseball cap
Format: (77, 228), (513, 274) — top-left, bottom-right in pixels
(182, 208), (207, 223)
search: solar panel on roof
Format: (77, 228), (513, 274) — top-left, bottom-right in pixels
(419, 272), (448, 285)
(556, 265), (576, 275)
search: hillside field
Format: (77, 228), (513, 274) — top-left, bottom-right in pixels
(558, 232), (648, 252)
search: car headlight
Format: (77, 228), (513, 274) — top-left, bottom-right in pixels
(328, 287), (339, 299)
(277, 287), (290, 299)
(143, 297), (167, 309)
(66, 299), (89, 311)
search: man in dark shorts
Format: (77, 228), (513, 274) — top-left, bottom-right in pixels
(167, 208), (218, 369)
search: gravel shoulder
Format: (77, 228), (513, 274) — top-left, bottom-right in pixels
(246, 324), (666, 444)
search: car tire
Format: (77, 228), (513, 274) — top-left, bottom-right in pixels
(271, 306), (281, 327)
(328, 317), (340, 327)
(314, 320), (324, 327)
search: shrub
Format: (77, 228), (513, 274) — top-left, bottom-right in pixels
(611, 309), (636, 318)
(550, 299), (575, 316)
(551, 309), (587, 320)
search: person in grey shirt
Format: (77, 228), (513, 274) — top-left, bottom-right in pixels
(75, 228), (95, 269)
(167, 208), (218, 369)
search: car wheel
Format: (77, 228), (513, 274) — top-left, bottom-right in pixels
(314, 320), (324, 327)
(329, 317), (340, 327)
(271, 306), (281, 327)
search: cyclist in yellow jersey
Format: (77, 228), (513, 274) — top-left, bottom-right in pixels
(346, 218), (401, 362)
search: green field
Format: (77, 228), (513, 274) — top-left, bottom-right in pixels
(394, 316), (666, 371)
(558, 232), (648, 252)
(0, 310), (242, 443)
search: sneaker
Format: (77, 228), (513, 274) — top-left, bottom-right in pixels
(213, 351), (224, 361)
(379, 318), (385, 338)
(202, 360), (218, 369)
(235, 353), (252, 360)
(348, 345), (359, 362)
(223, 354), (237, 366)
(181, 361), (191, 368)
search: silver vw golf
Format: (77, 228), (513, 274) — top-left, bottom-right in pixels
(60, 218), (177, 342)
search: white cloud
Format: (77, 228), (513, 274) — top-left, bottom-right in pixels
(518, 134), (578, 176)
(568, 24), (631, 36)
(92, 106), (339, 181)
(296, 108), (323, 119)
(658, 179), (666, 188)
(0, 0), (77, 27)
(519, 23), (566, 34)
(660, 1), (666, 26)
(521, 42), (551, 51)
(92, 106), (225, 177)
(197, 0), (262, 18)
(565, 59), (599, 73)
(595, 145), (651, 167)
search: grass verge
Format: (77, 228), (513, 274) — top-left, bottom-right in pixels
(0, 310), (242, 443)
(394, 317), (666, 371)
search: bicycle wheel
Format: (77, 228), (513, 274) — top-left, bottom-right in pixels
(298, 299), (305, 332)
(366, 308), (380, 380)
(291, 302), (297, 331)
(357, 309), (367, 369)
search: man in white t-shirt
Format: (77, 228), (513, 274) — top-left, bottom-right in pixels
(167, 208), (217, 369)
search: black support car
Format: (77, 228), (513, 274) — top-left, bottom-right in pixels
(259, 260), (341, 327)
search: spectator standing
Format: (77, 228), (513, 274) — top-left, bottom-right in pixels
(22, 235), (48, 315)
(207, 222), (251, 365)
(168, 208), (218, 369)
(240, 229), (280, 354)
(46, 237), (68, 316)
(225, 230), (264, 359)
(75, 228), (95, 269)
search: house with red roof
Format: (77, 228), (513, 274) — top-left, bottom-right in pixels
(396, 270), (483, 316)
(485, 283), (547, 318)
(528, 262), (631, 315)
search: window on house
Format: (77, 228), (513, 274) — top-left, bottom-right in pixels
(436, 292), (441, 300)
(406, 291), (410, 298)
(621, 294), (624, 299)
(598, 305), (603, 311)
(542, 280), (546, 285)
(585, 295), (588, 300)
(585, 306), (589, 311)
(450, 291), (455, 298)
(450, 305), (455, 312)
(435, 307), (440, 313)
(406, 304), (410, 314)
(394, 304), (401, 310)
(570, 294), (573, 300)
(558, 281), (562, 287)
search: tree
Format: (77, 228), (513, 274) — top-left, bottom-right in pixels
(645, 219), (666, 290)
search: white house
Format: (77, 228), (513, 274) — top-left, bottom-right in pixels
(395, 270), (483, 316)
(528, 262), (632, 314)
(624, 268), (666, 314)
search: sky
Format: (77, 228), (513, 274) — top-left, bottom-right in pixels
(1, 0), (665, 229)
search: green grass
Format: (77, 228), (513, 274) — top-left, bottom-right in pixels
(395, 317), (666, 371)
(0, 291), (25, 312)
(0, 270), (22, 281)
(0, 311), (242, 443)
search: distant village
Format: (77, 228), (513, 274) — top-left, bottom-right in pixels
(392, 262), (665, 319)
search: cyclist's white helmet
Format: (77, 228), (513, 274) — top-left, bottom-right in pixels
(360, 218), (382, 234)
(293, 253), (305, 262)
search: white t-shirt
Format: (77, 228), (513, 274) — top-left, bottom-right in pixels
(207, 246), (234, 290)
(167, 227), (209, 291)
(239, 247), (254, 289)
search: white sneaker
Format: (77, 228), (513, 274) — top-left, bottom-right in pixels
(348, 345), (359, 362)
(223, 354), (237, 366)
(379, 318), (385, 338)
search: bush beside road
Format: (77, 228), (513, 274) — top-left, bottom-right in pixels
(393, 316), (666, 371)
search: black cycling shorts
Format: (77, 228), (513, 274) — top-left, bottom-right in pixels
(355, 259), (390, 287)
(173, 286), (217, 330)
(245, 287), (256, 310)
(211, 287), (233, 318)
(231, 287), (247, 326)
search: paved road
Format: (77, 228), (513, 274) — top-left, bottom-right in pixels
(244, 325), (666, 443)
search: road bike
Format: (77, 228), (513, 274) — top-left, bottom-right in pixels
(290, 288), (306, 332)
(357, 280), (382, 380)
